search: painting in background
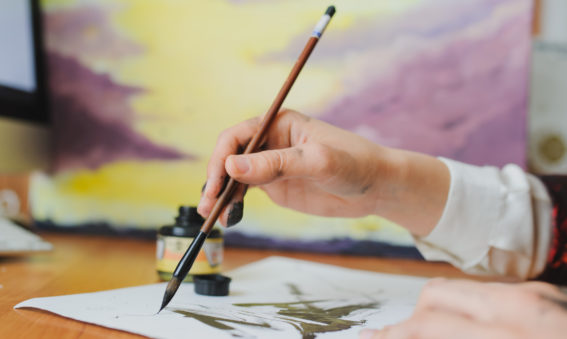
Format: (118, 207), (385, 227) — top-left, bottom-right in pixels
(32, 0), (532, 257)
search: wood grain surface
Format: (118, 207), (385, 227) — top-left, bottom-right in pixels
(0, 233), (502, 338)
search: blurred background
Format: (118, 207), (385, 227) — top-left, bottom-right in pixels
(1, 0), (565, 258)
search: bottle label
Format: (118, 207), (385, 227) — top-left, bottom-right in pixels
(156, 235), (223, 275)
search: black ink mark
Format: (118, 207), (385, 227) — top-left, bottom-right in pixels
(259, 142), (269, 151)
(236, 284), (379, 339)
(360, 184), (371, 194)
(237, 140), (250, 155)
(174, 309), (271, 331)
(227, 201), (244, 227)
(174, 283), (380, 339)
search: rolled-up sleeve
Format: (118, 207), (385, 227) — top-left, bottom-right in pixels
(413, 158), (553, 280)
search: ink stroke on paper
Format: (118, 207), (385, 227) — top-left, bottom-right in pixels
(16, 257), (428, 338)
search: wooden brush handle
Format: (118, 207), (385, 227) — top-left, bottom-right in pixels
(200, 37), (320, 234)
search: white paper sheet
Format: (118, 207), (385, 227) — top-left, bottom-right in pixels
(15, 257), (428, 339)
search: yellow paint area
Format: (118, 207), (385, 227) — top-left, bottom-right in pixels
(34, 0), (420, 244)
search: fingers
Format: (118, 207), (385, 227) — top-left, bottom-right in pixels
(225, 143), (334, 185)
(360, 280), (567, 339)
(516, 281), (562, 295)
(415, 279), (564, 325)
(198, 109), (311, 219)
(198, 117), (260, 218)
(415, 279), (513, 322)
(225, 148), (304, 185)
(360, 309), (519, 339)
(203, 109), (308, 201)
(205, 117), (260, 198)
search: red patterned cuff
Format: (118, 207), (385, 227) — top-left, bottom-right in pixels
(536, 176), (567, 284)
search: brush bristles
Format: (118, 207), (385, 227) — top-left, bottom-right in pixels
(158, 277), (182, 313)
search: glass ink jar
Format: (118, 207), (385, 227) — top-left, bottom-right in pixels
(156, 206), (223, 281)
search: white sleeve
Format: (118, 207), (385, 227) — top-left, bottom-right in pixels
(413, 157), (553, 280)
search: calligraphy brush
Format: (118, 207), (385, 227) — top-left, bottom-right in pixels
(158, 5), (336, 313)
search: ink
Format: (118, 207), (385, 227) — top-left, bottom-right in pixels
(360, 184), (371, 194)
(174, 310), (271, 331)
(227, 202), (243, 227)
(175, 283), (380, 339)
(236, 284), (380, 339)
(259, 142), (269, 151)
(156, 206), (223, 281)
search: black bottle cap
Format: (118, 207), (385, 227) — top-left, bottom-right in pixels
(193, 274), (231, 296)
(175, 206), (204, 228)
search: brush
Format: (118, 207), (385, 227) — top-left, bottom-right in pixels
(158, 5), (336, 313)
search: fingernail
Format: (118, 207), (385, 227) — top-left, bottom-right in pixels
(359, 329), (375, 339)
(197, 203), (208, 217)
(227, 201), (243, 227)
(232, 156), (249, 174)
(201, 181), (207, 193)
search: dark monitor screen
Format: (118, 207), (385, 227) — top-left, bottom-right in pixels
(0, 0), (47, 123)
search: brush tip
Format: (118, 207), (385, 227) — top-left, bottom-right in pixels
(158, 295), (171, 314)
(158, 277), (181, 313)
(326, 5), (336, 17)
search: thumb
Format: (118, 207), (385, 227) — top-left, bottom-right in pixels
(225, 147), (311, 185)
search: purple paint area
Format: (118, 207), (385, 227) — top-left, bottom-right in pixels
(257, 0), (520, 64)
(48, 51), (139, 123)
(44, 4), (143, 60)
(224, 231), (423, 259)
(32, 219), (423, 259)
(48, 52), (191, 171)
(319, 8), (530, 167)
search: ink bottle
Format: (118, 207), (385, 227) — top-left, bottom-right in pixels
(156, 206), (223, 281)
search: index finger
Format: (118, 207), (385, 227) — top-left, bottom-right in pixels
(198, 116), (261, 217)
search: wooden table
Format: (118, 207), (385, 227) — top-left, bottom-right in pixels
(0, 233), (490, 338)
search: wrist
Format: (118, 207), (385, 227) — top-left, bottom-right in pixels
(365, 145), (408, 216)
(371, 148), (450, 237)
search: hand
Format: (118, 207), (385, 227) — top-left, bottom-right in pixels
(360, 279), (567, 339)
(198, 109), (449, 236)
